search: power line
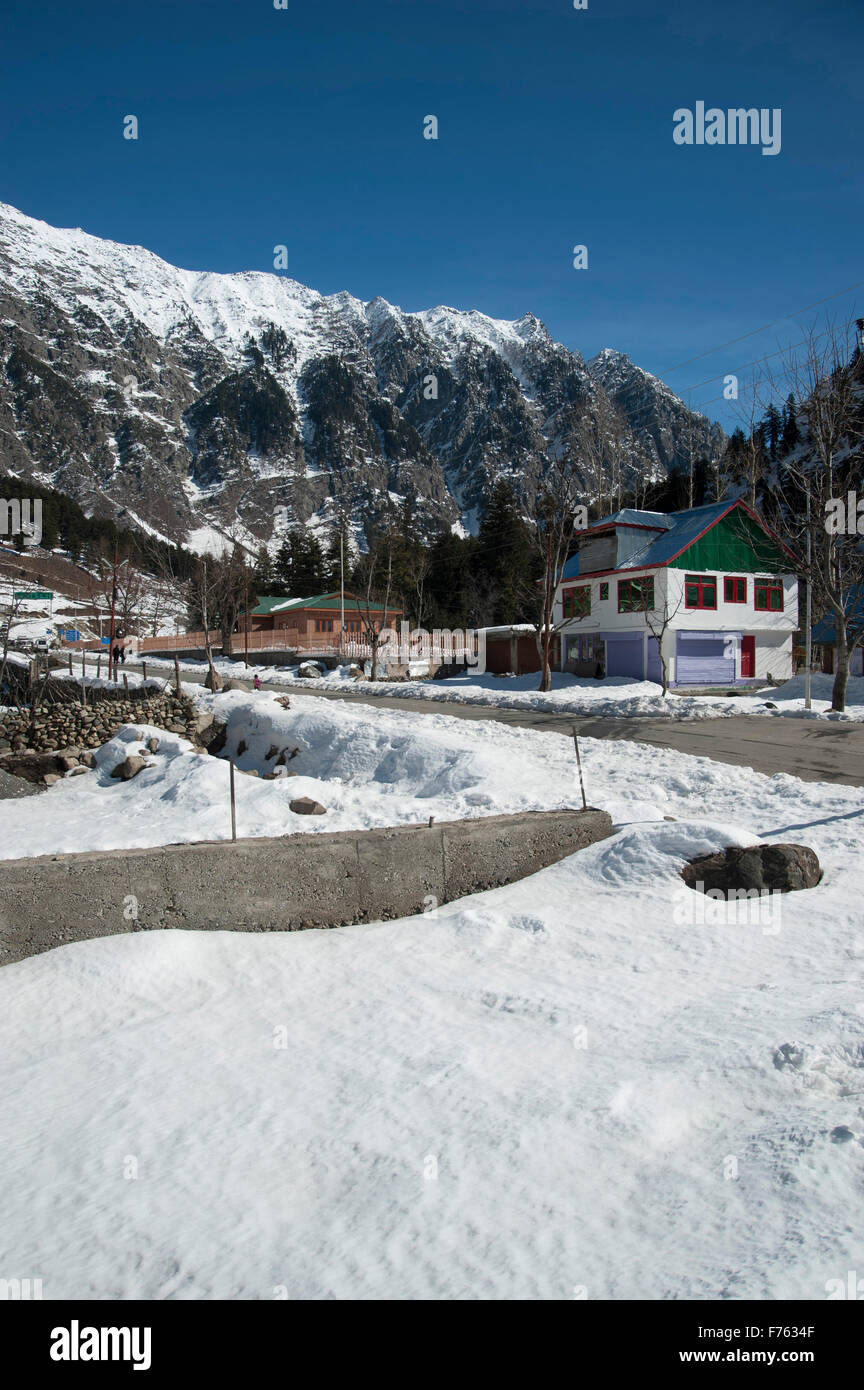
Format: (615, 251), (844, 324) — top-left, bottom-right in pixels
(661, 279), (864, 376)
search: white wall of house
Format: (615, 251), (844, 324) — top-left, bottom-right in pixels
(663, 571), (798, 634)
(556, 567), (797, 682)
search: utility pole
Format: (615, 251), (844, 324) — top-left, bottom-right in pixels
(108, 542), (118, 682)
(244, 563), (250, 668)
(804, 489), (812, 711)
(340, 526), (345, 654)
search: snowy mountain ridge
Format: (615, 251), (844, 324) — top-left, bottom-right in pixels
(0, 201), (724, 551)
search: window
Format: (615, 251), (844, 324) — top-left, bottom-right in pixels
(617, 576), (655, 613)
(685, 574), (717, 609)
(754, 579), (783, 611)
(724, 577), (747, 604)
(314, 618), (334, 632)
(599, 582), (609, 601)
(563, 585), (591, 619)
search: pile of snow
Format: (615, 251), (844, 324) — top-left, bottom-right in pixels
(0, 721), (862, 1296)
(0, 688), (636, 857)
(278, 668), (864, 722)
(124, 651), (864, 721)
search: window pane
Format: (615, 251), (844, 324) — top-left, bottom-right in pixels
(770, 589), (782, 610)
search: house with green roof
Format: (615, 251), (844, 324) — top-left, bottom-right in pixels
(247, 591), (402, 645)
(552, 500), (799, 687)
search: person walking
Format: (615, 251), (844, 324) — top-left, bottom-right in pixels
(253, 673), (261, 691)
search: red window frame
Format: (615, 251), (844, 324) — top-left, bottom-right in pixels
(724, 577), (747, 604)
(754, 579), (783, 612)
(563, 585), (591, 619)
(617, 576), (655, 613)
(685, 575), (717, 610)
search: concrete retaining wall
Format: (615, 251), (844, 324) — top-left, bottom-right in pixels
(0, 808), (613, 966)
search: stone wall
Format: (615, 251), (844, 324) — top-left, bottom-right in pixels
(0, 688), (218, 782)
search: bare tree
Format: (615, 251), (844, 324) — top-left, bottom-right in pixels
(355, 529), (395, 682)
(774, 320), (864, 710)
(644, 584), (684, 697)
(530, 452), (585, 692)
(730, 367), (768, 508)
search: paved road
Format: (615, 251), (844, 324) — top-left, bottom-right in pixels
(140, 664), (864, 788)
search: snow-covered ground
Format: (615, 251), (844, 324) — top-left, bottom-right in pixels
(0, 690), (863, 1298)
(125, 651), (864, 722)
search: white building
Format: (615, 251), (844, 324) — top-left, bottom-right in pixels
(552, 501), (798, 687)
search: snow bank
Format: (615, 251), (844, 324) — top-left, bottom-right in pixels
(0, 776), (861, 1297)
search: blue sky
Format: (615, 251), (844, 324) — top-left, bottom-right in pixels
(1, 0), (861, 429)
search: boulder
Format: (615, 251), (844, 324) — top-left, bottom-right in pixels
(296, 661), (324, 679)
(147, 737), (160, 753)
(110, 755), (149, 782)
(289, 796), (326, 816)
(682, 843), (821, 895)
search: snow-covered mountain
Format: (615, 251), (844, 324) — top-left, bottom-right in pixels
(0, 202), (724, 550)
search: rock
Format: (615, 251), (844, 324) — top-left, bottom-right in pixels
(167, 723), (186, 734)
(275, 695), (292, 709)
(43, 773), (61, 786)
(289, 796), (326, 815)
(79, 752), (96, 767)
(110, 755), (148, 781)
(830, 1126), (856, 1144)
(147, 737), (159, 753)
(296, 661), (324, 679)
(682, 843), (821, 895)
(763, 701), (777, 709)
(68, 766), (90, 776)
(56, 755), (79, 771)
(197, 719), (227, 755)
(241, 768), (259, 777)
(203, 666), (223, 692)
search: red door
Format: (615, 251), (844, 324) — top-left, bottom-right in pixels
(740, 636), (755, 678)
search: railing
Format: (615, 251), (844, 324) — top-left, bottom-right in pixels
(65, 628), (481, 665)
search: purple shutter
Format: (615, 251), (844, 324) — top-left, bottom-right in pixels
(603, 632), (644, 679)
(676, 633), (735, 685)
(646, 636), (663, 684)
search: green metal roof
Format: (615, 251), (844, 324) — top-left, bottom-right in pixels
(249, 592), (398, 616)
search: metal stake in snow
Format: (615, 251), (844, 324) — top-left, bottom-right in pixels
(572, 725), (587, 810)
(229, 760), (237, 842)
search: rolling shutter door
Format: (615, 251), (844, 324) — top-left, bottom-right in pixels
(646, 636), (662, 685)
(602, 631), (644, 679)
(676, 632), (736, 685)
